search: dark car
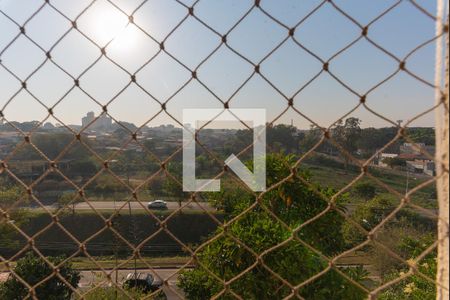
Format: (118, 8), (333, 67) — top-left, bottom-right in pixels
(123, 272), (164, 295)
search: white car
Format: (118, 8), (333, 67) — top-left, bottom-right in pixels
(147, 200), (168, 210)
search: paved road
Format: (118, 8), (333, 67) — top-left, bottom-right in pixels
(79, 268), (185, 300)
(39, 201), (215, 213)
(2, 268), (185, 300)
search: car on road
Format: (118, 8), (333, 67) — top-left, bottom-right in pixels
(123, 272), (164, 295)
(148, 200), (168, 210)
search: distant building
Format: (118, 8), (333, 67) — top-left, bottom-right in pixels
(95, 114), (113, 131)
(377, 143), (436, 176)
(82, 111), (95, 128)
(424, 161), (436, 176)
(406, 159), (436, 176)
(82, 112), (112, 132)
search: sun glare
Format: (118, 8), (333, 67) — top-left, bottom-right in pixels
(94, 10), (135, 50)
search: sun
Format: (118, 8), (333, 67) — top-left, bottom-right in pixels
(94, 10), (136, 50)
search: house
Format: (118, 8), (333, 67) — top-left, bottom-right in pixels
(424, 161), (436, 176)
(377, 153), (399, 167)
(406, 160), (425, 173)
(406, 159), (436, 176)
(398, 153), (421, 160)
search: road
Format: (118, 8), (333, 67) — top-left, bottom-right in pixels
(79, 268), (185, 299)
(33, 201), (438, 219)
(2, 268), (185, 300)
(39, 201), (215, 213)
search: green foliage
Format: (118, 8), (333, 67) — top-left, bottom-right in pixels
(378, 235), (436, 300)
(31, 133), (74, 159)
(207, 185), (252, 215)
(0, 186), (25, 208)
(300, 267), (369, 300)
(12, 133), (91, 161)
(343, 194), (436, 280)
(356, 127), (399, 155)
(0, 252), (80, 300)
(0, 186), (29, 247)
(353, 182), (377, 200)
(342, 194), (396, 246)
(70, 158), (98, 179)
(299, 125), (322, 153)
(267, 124), (301, 152)
(147, 175), (165, 197)
(178, 154), (367, 299)
(162, 162), (186, 201)
(404, 128), (435, 146)
(81, 287), (166, 300)
(332, 118), (362, 170)
(89, 174), (127, 195)
(383, 157), (406, 169)
(56, 192), (81, 214)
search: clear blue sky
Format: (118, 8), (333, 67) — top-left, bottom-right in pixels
(0, 0), (446, 129)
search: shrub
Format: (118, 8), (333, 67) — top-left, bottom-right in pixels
(353, 182), (377, 200)
(0, 252), (80, 300)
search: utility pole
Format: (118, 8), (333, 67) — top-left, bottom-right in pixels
(128, 202), (137, 280)
(113, 199), (120, 299)
(405, 168), (410, 194)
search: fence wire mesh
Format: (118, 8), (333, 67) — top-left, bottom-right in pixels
(0, 0), (449, 299)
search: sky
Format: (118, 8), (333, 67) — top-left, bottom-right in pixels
(0, 0), (447, 130)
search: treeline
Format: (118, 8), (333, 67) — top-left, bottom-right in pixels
(2, 120), (435, 206)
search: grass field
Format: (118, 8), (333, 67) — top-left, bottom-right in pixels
(303, 162), (436, 208)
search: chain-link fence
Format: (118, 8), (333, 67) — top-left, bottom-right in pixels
(0, 0), (448, 299)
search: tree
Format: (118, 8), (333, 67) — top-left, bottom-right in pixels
(299, 125), (322, 154)
(32, 133), (74, 160)
(69, 158), (98, 181)
(383, 157), (406, 169)
(0, 186), (29, 247)
(267, 124), (300, 153)
(178, 154), (367, 299)
(89, 174), (127, 196)
(113, 127), (131, 141)
(56, 192), (81, 215)
(405, 127), (435, 146)
(0, 252), (80, 300)
(332, 118), (362, 172)
(147, 175), (165, 197)
(162, 162), (186, 205)
(357, 127), (398, 157)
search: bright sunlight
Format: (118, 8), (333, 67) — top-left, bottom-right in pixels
(93, 8), (137, 50)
